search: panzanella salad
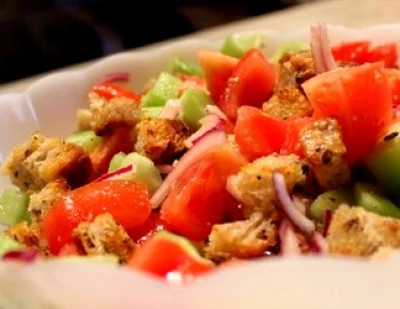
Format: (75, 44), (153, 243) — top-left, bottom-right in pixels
(1, 23), (400, 284)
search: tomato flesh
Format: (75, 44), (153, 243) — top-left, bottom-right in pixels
(41, 180), (151, 254)
(92, 83), (140, 101)
(128, 212), (165, 244)
(161, 146), (247, 241)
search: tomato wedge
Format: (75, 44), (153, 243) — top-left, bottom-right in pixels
(303, 62), (394, 164)
(41, 180), (151, 254)
(128, 212), (165, 244)
(219, 48), (276, 121)
(161, 145), (247, 241)
(91, 83), (140, 101)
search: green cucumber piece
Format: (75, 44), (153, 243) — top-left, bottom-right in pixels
(0, 189), (29, 226)
(272, 40), (310, 62)
(168, 57), (203, 77)
(366, 122), (400, 197)
(141, 72), (182, 107)
(307, 189), (353, 223)
(221, 33), (265, 58)
(108, 152), (127, 172)
(142, 106), (163, 119)
(65, 130), (102, 154)
(0, 235), (23, 256)
(353, 182), (400, 218)
(180, 89), (211, 129)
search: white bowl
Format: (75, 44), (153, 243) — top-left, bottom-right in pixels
(1, 24), (400, 309)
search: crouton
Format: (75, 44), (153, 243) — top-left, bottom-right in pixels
(28, 178), (70, 224)
(327, 205), (400, 257)
(299, 118), (350, 190)
(134, 118), (189, 163)
(89, 92), (141, 135)
(3, 221), (43, 251)
(1, 133), (90, 192)
(278, 51), (316, 85)
(229, 154), (308, 218)
(263, 85), (313, 120)
(204, 212), (278, 263)
(76, 109), (93, 131)
(72, 213), (135, 263)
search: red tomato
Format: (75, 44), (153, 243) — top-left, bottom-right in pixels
(303, 62), (394, 164)
(282, 116), (313, 156)
(92, 83), (140, 101)
(41, 180), (151, 254)
(161, 146), (247, 241)
(235, 106), (287, 161)
(127, 232), (213, 280)
(219, 48), (276, 121)
(331, 41), (370, 63)
(58, 243), (82, 256)
(128, 212), (165, 244)
(368, 43), (397, 68)
(88, 126), (133, 181)
(197, 51), (238, 103)
(388, 70), (400, 106)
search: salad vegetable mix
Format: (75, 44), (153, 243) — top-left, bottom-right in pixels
(1, 23), (400, 284)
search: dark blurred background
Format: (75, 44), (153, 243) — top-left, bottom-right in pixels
(0, 0), (305, 84)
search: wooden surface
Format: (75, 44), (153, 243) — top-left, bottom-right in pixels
(0, 0), (397, 94)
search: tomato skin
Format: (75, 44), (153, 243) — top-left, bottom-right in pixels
(41, 180), (151, 254)
(367, 43), (397, 68)
(303, 62), (394, 164)
(389, 72), (400, 107)
(219, 48), (276, 121)
(128, 212), (165, 244)
(235, 106), (287, 161)
(92, 83), (140, 101)
(161, 146), (247, 241)
(197, 51), (238, 103)
(127, 233), (213, 280)
(282, 116), (313, 156)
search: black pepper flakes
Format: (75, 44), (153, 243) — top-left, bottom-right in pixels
(256, 175), (262, 180)
(383, 131), (399, 142)
(322, 150), (333, 165)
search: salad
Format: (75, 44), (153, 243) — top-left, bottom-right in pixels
(1, 22), (400, 284)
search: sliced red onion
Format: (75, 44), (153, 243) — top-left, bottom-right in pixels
(292, 195), (306, 215)
(184, 114), (223, 148)
(322, 209), (332, 237)
(2, 249), (39, 263)
(94, 164), (136, 182)
(226, 175), (242, 201)
(310, 23), (337, 74)
(279, 219), (301, 256)
(151, 130), (227, 208)
(310, 232), (328, 254)
(97, 72), (130, 85)
(158, 100), (182, 120)
(205, 105), (228, 120)
(156, 164), (174, 174)
(273, 173), (316, 235)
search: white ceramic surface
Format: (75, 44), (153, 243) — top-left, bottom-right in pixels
(0, 24), (400, 309)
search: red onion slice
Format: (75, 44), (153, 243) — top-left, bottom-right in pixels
(292, 195), (306, 215)
(279, 219), (301, 256)
(322, 209), (332, 237)
(273, 173), (316, 235)
(226, 175), (242, 201)
(310, 23), (337, 74)
(184, 114), (223, 148)
(97, 72), (130, 85)
(156, 164), (174, 174)
(310, 232), (328, 254)
(2, 249), (39, 263)
(158, 100), (182, 120)
(151, 130), (227, 208)
(94, 164), (136, 182)
(205, 105), (228, 120)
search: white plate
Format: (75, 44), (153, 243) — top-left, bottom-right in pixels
(0, 24), (400, 309)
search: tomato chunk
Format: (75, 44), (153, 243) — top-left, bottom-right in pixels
(303, 62), (394, 164)
(197, 51), (238, 103)
(161, 146), (247, 241)
(127, 231), (213, 281)
(41, 180), (151, 254)
(128, 212), (165, 244)
(91, 83), (140, 101)
(219, 48), (276, 121)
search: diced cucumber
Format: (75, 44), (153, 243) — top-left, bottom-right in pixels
(0, 235), (23, 256)
(142, 106), (163, 119)
(366, 122), (400, 197)
(307, 189), (353, 223)
(108, 152), (162, 195)
(65, 130), (102, 154)
(0, 189), (29, 226)
(272, 40), (310, 62)
(180, 89), (211, 129)
(56, 254), (119, 265)
(353, 182), (400, 218)
(168, 57), (203, 77)
(141, 72), (182, 107)
(221, 33), (265, 58)
(108, 152), (127, 172)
